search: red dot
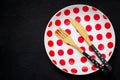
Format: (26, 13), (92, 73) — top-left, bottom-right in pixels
(81, 56), (87, 63)
(78, 36), (84, 43)
(48, 40), (54, 47)
(59, 59), (66, 66)
(101, 53), (106, 59)
(94, 14), (100, 20)
(92, 7), (97, 11)
(96, 34), (103, 40)
(49, 50), (55, 57)
(64, 9), (70, 16)
(71, 68), (77, 74)
(109, 51), (112, 56)
(57, 39), (63, 46)
(91, 55), (96, 59)
(47, 30), (52, 37)
(89, 35), (93, 41)
(56, 12), (61, 16)
(91, 65), (97, 71)
(86, 25), (92, 32)
(84, 15), (90, 21)
(98, 44), (104, 50)
(107, 42), (114, 48)
(69, 58), (75, 65)
(62, 68), (68, 72)
(67, 48), (74, 55)
(103, 15), (107, 19)
(105, 22), (111, 29)
(82, 66), (88, 72)
(58, 49), (64, 56)
(95, 24), (101, 30)
(48, 21), (52, 27)
(89, 46), (93, 52)
(106, 32), (112, 39)
(65, 29), (71, 35)
(73, 7), (79, 14)
(52, 60), (57, 65)
(75, 16), (81, 22)
(64, 19), (70, 25)
(55, 19), (61, 26)
(80, 46), (86, 52)
(82, 6), (89, 12)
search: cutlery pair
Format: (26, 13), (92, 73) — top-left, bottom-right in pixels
(55, 18), (112, 74)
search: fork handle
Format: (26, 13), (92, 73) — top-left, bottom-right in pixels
(90, 44), (112, 71)
(83, 52), (109, 74)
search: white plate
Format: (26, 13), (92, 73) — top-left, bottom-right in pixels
(44, 4), (115, 75)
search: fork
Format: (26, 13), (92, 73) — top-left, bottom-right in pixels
(55, 28), (109, 74)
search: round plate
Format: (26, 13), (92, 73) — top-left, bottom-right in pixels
(44, 4), (115, 75)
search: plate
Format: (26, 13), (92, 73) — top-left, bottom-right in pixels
(44, 4), (115, 75)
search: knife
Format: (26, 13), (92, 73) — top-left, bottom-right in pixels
(69, 18), (112, 71)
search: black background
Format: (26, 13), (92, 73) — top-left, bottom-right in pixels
(0, 0), (120, 80)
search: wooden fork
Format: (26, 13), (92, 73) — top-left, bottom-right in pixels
(55, 28), (109, 74)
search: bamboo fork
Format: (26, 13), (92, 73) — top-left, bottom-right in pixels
(69, 18), (112, 71)
(55, 28), (109, 74)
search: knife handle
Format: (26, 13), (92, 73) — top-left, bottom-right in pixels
(83, 52), (109, 74)
(90, 44), (112, 71)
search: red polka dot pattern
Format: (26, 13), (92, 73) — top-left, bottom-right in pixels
(48, 40), (54, 47)
(89, 46), (93, 52)
(82, 66), (88, 72)
(82, 6), (89, 12)
(52, 60), (57, 65)
(65, 29), (71, 35)
(71, 68), (77, 74)
(57, 39), (63, 46)
(107, 42), (114, 48)
(80, 46), (86, 52)
(89, 35), (93, 41)
(86, 25), (92, 32)
(94, 14), (100, 20)
(96, 34), (103, 40)
(106, 32), (112, 39)
(45, 5), (115, 75)
(73, 7), (80, 14)
(105, 22), (111, 29)
(98, 44), (104, 50)
(92, 7), (97, 11)
(47, 30), (52, 37)
(48, 21), (52, 27)
(95, 24), (101, 30)
(55, 19), (61, 26)
(84, 15), (90, 21)
(91, 55), (96, 60)
(49, 50), (55, 57)
(64, 19), (70, 25)
(59, 59), (66, 66)
(103, 15), (107, 19)
(81, 56), (87, 63)
(75, 16), (81, 22)
(62, 68), (68, 72)
(64, 9), (70, 16)
(56, 12), (61, 16)
(67, 48), (74, 55)
(101, 53), (106, 59)
(78, 36), (84, 43)
(58, 49), (64, 56)
(91, 65), (97, 71)
(69, 58), (75, 65)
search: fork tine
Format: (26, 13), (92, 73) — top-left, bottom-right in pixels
(59, 28), (68, 38)
(55, 29), (65, 40)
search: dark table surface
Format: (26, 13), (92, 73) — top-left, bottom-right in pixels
(0, 0), (120, 80)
